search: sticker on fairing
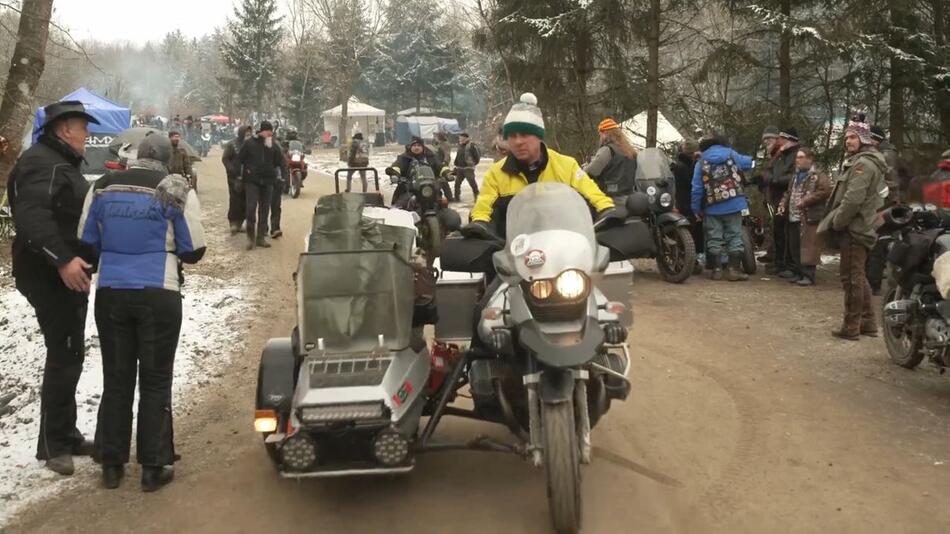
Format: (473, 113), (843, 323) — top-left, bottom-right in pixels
(525, 249), (546, 268)
(392, 380), (414, 407)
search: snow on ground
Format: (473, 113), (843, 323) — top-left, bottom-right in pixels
(0, 273), (248, 526)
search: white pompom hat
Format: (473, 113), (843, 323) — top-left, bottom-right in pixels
(503, 92), (545, 139)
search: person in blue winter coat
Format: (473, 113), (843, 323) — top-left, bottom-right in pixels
(691, 136), (754, 281)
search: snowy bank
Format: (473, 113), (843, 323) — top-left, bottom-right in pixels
(0, 274), (249, 526)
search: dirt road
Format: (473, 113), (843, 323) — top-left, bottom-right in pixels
(8, 150), (950, 533)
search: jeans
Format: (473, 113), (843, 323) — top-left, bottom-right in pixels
(94, 288), (182, 466)
(15, 271), (88, 460)
(838, 233), (875, 334)
(703, 212), (744, 256)
(346, 169), (367, 192)
(244, 182), (272, 240)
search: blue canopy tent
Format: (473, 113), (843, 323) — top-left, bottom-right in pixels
(32, 88), (131, 178)
(395, 115), (462, 145)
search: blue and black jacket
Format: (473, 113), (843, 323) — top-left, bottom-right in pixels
(78, 166), (206, 292)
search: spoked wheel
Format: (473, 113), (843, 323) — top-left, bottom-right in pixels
(542, 401), (581, 534)
(655, 226), (696, 283)
(882, 286), (925, 369)
(289, 171), (302, 199)
(741, 226), (757, 275)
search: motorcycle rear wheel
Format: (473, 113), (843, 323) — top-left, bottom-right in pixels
(741, 226), (757, 275)
(656, 226), (696, 284)
(882, 286), (925, 369)
(542, 400), (582, 534)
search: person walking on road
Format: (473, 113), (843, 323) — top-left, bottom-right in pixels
(818, 118), (888, 340)
(453, 132), (481, 202)
(346, 133), (370, 192)
(7, 101), (99, 475)
(781, 148), (831, 286)
(238, 121), (286, 249)
(222, 125), (250, 234)
(691, 136), (754, 282)
(79, 133), (206, 491)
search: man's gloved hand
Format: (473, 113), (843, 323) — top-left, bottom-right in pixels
(385, 166), (400, 177)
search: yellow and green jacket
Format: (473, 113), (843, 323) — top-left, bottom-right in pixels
(471, 145), (614, 225)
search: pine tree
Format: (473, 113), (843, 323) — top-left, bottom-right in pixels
(221, 0), (283, 111)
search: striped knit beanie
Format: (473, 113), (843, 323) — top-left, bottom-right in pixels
(846, 119), (873, 145)
(503, 92), (545, 139)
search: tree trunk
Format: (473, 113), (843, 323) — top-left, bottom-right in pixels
(645, 0), (661, 147)
(888, 0), (906, 149)
(340, 88), (350, 153)
(933, 0), (950, 144)
(0, 0), (54, 191)
(778, 0), (792, 123)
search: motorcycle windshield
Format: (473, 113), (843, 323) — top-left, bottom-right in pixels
(505, 182), (597, 279)
(289, 140), (304, 152)
(635, 148), (674, 183)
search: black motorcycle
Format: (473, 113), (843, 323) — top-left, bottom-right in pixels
(604, 148), (696, 283)
(880, 204), (950, 371)
(387, 161), (457, 263)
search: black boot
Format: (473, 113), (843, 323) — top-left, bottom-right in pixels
(141, 466), (174, 492)
(726, 253), (749, 282)
(707, 253), (723, 281)
(246, 229), (255, 250)
(102, 464), (124, 489)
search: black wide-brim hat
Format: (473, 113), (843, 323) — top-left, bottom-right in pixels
(40, 100), (100, 131)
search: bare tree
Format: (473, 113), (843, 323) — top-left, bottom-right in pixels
(303, 0), (384, 140)
(0, 0), (53, 191)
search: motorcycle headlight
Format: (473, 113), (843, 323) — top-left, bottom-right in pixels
(529, 280), (554, 300)
(659, 192), (673, 208)
(291, 154), (301, 162)
(555, 269), (588, 300)
(420, 184), (435, 198)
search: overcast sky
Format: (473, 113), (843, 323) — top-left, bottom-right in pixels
(53, 0), (247, 43)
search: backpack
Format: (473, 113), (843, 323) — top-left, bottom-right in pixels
(701, 158), (744, 207)
(351, 140), (369, 167)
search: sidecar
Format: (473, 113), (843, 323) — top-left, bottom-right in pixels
(255, 193), (430, 476)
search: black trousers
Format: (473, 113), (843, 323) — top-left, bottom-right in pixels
(270, 177), (282, 233)
(453, 168), (479, 201)
(94, 288), (182, 466)
(15, 271), (88, 460)
(227, 177), (246, 225)
(786, 220), (802, 275)
(245, 182), (272, 240)
(773, 214), (789, 268)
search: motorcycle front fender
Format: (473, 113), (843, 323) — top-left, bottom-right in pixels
(518, 316), (605, 368)
(655, 211), (691, 228)
(538, 368), (576, 404)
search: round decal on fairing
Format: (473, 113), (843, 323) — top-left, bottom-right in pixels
(510, 234), (531, 256)
(524, 249), (546, 268)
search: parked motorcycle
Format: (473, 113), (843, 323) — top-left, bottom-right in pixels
(284, 140), (308, 199)
(387, 161), (453, 263)
(880, 201), (950, 371)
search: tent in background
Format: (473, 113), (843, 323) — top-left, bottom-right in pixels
(321, 96), (385, 143)
(620, 111), (685, 149)
(31, 87), (132, 179)
(395, 116), (461, 145)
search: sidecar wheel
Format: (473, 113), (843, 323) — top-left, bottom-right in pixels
(542, 400), (581, 534)
(656, 226), (696, 283)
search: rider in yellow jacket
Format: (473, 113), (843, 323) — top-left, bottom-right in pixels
(469, 93), (614, 235)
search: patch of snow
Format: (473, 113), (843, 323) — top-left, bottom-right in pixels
(0, 274), (250, 527)
(17, 82), (29, 97)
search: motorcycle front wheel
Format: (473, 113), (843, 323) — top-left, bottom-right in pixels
(882, 286), (925, 369)
(290, 171), (301, 199)
(655, 226), (696, 283)
(423, 215), (442, 264)
(542, 400), (581, 534)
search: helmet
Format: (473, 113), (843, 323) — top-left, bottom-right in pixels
(137, 132), (173, 165)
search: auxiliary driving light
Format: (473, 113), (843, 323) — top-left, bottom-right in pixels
(254, 409), (278, 433)
(556, 269), (588, 299)
(299, 402), (385, 424)
(421, 184), (435, 198)
(281, 434), (317, 471)
(659, 192), (673, 208)
(373, 429), (410, 467)
(529, 279), (554, 300)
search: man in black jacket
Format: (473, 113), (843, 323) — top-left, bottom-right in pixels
(386, 136), (449, 207)
(767, 127), (800, 277)
(672, 143), (703, 269)
(7, 101), (98, 475)
(237, 121), (288, 249)
(453, 132), (480, 202)
(221, 125), (249, 234)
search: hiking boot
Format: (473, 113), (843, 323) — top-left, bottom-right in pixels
(229, 222), (241, 235)
(46, 455), (74, 476)
(796, 277), (815, 287)
(707, 254), (723, 281)
(860, 323), (879, 337)
(256, 237), (271, 248)
(831, 328), (860, 341)
(246, 239), (255, 251)
(72, 439), (94, 457)
(141, 466), (174, 492)
(270, 229), (282, 239)
(778, 270), (798, 279)
(726, 253), (749, 282)
(102, 464), (124, 489)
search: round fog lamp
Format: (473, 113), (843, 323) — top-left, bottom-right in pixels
(421, 185), (435, 198)
(530, 280), (554, 300)
(556, 270), (588, 299)
(373, 430), (410, 467)
(280, 434), (317, 471)
(659, 192), (673, 208)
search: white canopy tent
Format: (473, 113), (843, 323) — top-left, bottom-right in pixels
(321, 96), (385, 141)
(620, 111), (685, 149)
